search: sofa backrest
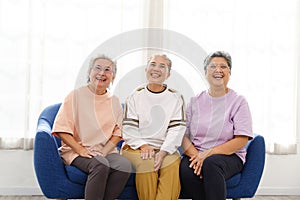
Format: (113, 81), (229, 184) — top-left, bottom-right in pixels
(37, 103), (62, 147)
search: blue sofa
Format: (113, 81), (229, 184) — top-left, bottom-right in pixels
(34, 103), (265, 200)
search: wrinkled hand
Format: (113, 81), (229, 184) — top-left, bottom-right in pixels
(189, 151), (210, 178)
(154, 150), (168, 171)
(77, 146), (96, 158)
(140, 145), (155, 160)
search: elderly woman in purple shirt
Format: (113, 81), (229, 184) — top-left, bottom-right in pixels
(180, 51), (253, 200)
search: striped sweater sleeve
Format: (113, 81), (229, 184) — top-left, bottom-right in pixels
(122, 94), (147, 149)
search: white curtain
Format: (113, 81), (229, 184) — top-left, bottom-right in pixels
(0, 0), (298, 154)
(0, 0), (144, 149)
(163, 0), (299, 154)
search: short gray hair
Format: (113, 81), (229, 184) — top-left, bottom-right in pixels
(203, 51), (232, 72)
(147, 54), (172, 71)
(87, 55), (117, 83)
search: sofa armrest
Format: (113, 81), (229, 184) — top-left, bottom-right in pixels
(34, 118), (69, 197)
(228, 135), (266, 197)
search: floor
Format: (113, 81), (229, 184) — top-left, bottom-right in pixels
(0, 196), (299, 200)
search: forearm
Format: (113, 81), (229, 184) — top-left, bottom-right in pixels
(56, 132), (84, 154)
(101, 135), (121, 156)
(181, 135), (198, 157)
(209, 135), (249, 156)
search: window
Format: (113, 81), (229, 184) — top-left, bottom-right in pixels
(0, 0), (298, 154)
(0, 0), (144, 149)
(163, 0), (298, 154)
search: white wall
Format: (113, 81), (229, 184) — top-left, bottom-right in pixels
(0, 150), (41, 195)
(257, 153), (300, 195)
(0, 149), (300, 196)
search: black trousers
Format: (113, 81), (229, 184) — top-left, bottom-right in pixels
(71, 153), (132, 200)
(180, 154), (243, 200)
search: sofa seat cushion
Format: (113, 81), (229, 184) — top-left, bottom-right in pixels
(65, 165), (87, 184)
(226, 173), (241, 188)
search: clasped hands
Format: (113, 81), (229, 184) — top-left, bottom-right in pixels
(189, 150), (210, 178)
(140, 144), (167, 171)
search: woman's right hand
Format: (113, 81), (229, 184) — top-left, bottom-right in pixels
(140, 144), (155, 159)
(77, 146), (95, 158)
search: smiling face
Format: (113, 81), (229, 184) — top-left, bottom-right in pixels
(145, 55), (171, 86)
(205, 57), (231, 90)
(88, 58), (115, 91)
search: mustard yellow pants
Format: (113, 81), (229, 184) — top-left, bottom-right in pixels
(121, 146), (181, 200)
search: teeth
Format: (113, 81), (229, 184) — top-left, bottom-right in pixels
(214, 75), (223, 78)
(151, 73), (160, 78)
(96, 77), (106, 81)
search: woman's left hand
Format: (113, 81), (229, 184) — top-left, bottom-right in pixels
(154, 150), (168, 171)
(189, 150), (211, 178)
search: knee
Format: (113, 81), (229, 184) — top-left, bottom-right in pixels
(118, 156), (132, 173)
(202, 155), (222, 175)
(89, 157), (110, 174)
(107, 154), (132, 173)
(134, 159), (155, 173)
